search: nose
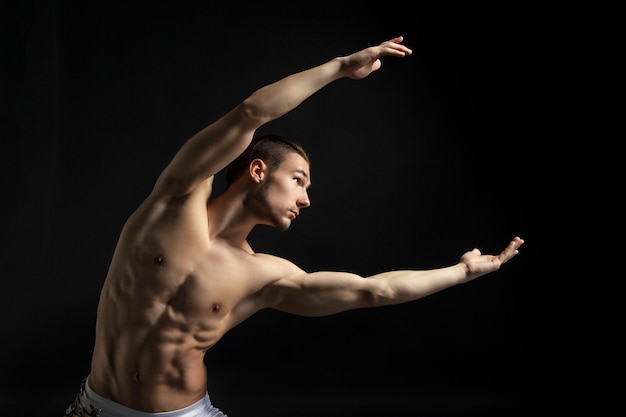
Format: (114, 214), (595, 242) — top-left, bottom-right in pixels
(297, 190), (311, 208)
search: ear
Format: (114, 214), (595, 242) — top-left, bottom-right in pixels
(249, 159), (266, 183)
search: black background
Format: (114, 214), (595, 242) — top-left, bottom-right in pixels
(1, 1), (622, 415)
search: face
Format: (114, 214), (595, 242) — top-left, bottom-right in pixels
(244, 153), (311, 231)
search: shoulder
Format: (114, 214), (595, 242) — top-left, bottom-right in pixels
(223, 251), (307, 322)
(252, 252), (305, 279)
(242, 252), (309, 303)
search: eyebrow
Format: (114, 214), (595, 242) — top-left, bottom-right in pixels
(294, 169), (312, 187)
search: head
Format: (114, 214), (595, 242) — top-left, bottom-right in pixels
(226, 134), (312, 231)
(226, 134), (310, 186)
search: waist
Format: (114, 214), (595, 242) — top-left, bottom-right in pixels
(89, 342), (209, 409)
(83, 377), (213, 417)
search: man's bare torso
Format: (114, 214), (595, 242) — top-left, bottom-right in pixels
(87, 182), (293, 412)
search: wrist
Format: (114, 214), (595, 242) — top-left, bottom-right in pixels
(454, 262), (470, 284)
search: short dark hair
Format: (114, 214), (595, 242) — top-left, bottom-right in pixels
(225, 134), (310, 187)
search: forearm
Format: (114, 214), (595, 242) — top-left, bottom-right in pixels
(243, 36), (412, 127)
(242, 57), (344, 126)
(369, 263), (469, 306)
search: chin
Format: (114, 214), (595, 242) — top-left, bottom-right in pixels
(271, 218), (291, 232)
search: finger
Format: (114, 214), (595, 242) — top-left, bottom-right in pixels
(499, 240), (522, 262)
(507, 237), (523, 249)
(380, 37), (412, 56)
(382, 36), (404, 45)
(386, 44), (412, 56)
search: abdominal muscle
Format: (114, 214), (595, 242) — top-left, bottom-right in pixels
(88, 270), (225, 412)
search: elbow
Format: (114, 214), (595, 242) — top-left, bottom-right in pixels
(238, 97), (272, 127)
(365, 283), (397, 308)
(360, 289), (388, 309)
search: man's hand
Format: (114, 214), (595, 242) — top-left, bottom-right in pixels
(460, 236), (525, 282)
(339, 36), (412, 80)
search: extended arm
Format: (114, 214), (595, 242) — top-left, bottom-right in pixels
(268, 236), (524, 316)
(153, 36), (413, 196)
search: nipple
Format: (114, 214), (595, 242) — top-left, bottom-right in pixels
(212, 303), (222, 313)
(154, 255), (164, 265)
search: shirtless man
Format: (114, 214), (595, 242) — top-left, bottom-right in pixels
(64, 36), (524, 416)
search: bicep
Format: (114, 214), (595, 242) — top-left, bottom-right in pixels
(155, 106), (257, 196)
(267, 271), (385, 317)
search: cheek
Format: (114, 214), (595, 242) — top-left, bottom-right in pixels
(267, 179), (293, 197)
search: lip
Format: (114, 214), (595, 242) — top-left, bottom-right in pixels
(289, 210), (298, 219)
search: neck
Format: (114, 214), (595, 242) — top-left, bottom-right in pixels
(207, 186), (257, 248)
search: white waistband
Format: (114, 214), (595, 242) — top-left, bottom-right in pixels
(82, 378), (225, 417)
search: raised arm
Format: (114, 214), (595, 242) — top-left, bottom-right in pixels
(267, 236), (525, 317)
(153, 36), (412, 197)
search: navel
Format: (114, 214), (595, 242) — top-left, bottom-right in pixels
(154, 255), (164, 265)
(212, 303), (222, 313)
